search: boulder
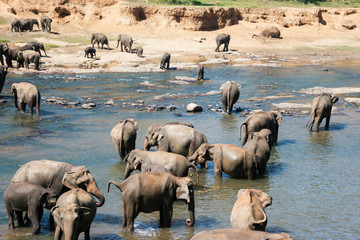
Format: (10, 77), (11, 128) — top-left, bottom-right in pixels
(187, 103), (202, 112)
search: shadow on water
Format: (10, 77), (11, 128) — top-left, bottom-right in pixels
(93, 213), (123, 225)
(308, 130), (334, 146)
(276, 139), (296, 146)
(92, 234), (124, 240)
(266, 226), (293, 235)
(266, 162), (288, 177)
(219, 114), (239, 131)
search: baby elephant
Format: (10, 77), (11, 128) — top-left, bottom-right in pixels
(51, 188), (97, 240)
(308, 93), (339, 131)
(17, 50), (40, 70)
(136, 47), (143, 57)
(160, 53), (171, 70)
(3, 181), (57, 234)
(84, 47), (96, 58)
(12, 82), (41, 115)
(230, 189), (272, 231)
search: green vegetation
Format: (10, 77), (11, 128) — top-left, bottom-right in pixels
(294, 46), (314, 51)
(0, 38), (10, 43)
(44, 43), (61, 50)
(319, 45), (360, 51)
(56, 35), (89, 45)
(12, 33), (44, 43)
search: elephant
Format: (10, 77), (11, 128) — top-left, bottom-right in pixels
(3, 181), (57, 234)
(240, 111), (282, 146)
(40, 16), (52, 33)
(12, 82), (41, 115)
(144, 122), (207, 158)
(84, 47), (96, 58)
(136, 46), (143, 57)
(221, 81), (240, 114)
(230, 189), (272, 231)
(26, 42), (47, 57)
(144, 164), (172, 173)
(20, 18), (39, 32)
(11, 18), (21, 32)
(107, 172), (195, 231)
(0, 42), (8, 65)
(187, 143), (256, 179)
(190, 229), (293, 240)
(3, 45), (22, 67)
(11, 160), (105, 207)
(261, 26), (281, 38)
(116, 34), (133, 52)
(243, 129), (272, 175)
(307, 93), (339, 131)
(0, 65), (8, 94)
(215, 33), (230, 52)
(160, 53), (171, 70)
(123, 149), (198, 181)
(110, 118), (138, 161)
(197, 64), (204, 80)
(17, 50), (40, 70)
(91, 33), (110, 50)
(51, 188), (97, 240)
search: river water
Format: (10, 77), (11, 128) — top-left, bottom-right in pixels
(0, 62), (359, 239)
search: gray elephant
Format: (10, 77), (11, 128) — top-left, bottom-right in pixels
(243, 129), (272, 175)
(107, 172), (195, 231)
(0, 65), (8, 95)
(307, 93), (339, 131)
(40, 16), (52, 33)
(17, 50), (40, 70)
(144, 122), (207, 158)
(136, 46), (143, 57)
(3, 45), (22, 67)
(215, 33), (230, 52)
(84, 46), (96, 58)
(160, 53), (171, 70)
(124, 149), (198, 181)
(221, 81), (240, 114)
(0, 42), (8, 65)
(11, 160), (105, 207)
(116, 34), (133, 52)
(240, 111), (282, 146)
(91, 33), (110, 50)
(12, 82), (41, 115)
(26, 42), (47, 57)
(188, 143), (256, 179)
(51, 188), (97, 240)
(144, 164), (172, 173)
(230, 189), (272, 231)
(20, 18), (39, 32)
(11, 18), (21, 32)
(197, 64), (204, 80)
(261, 26), (281, 38)
(4, 181), (57, 234)
(110, 118), (138, 161)
(191, 229), (293, 240)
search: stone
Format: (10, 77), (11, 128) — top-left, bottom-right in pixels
(187, 103), (203, 112)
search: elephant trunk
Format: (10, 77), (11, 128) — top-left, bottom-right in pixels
(187, 154), (198, 165)
(144, 139), (151, 151)
(185, 185), (195, 226)
(124, 162), (133, 179)
(63, 220), (76, 240)
(87, 184), (105, 207)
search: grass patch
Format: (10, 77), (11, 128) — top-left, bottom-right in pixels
(319, 45), (360, 51)
(44, 43), (60, 50)
(56, 35), (90, 45)
(295, 46), (314, 51)
(12, 33), (44, 43)
(0, 16), (10, 25)
(0, 38), (11, 43)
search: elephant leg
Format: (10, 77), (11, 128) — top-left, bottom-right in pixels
(54, 226), (62, 240)
(49, 213), (55, 229)
(97, 42), (100, 49)
(29, 105), (34, 115)
(16, 211), (25, 226)
(308, 114), (315, 131)
(84, 227), (91, 240)
(19, 101), (26, 113)
(122, 203), (127, 228)
(28, 209), (40, 234)
(7, 209), (15, 229)
(325, 115), (331, 129)
(315, 117), (323, 131)
(214, 162), (223, 178)
(160, 203), (173, 227)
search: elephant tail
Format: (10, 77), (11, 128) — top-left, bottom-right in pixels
(189, 162), (199, 185)
(240, 121), (247, 145)
(227, 86), (231, 114)
(107, 180), (123, 192)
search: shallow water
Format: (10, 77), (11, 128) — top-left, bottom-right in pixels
(0, 62), (359, 239)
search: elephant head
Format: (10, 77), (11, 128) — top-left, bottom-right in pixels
(187, 143), (213, 166)
(237, 189), (272, 208)
(175, 177), (195, 226)
(270, 111), (282, 127)
(144, 125), (163, 150)
(11, 83), (19, 108)
(41, 188), (58, 209)
(62, 166), (105, 207)
(250, 129), (273, 147)
(124, 150), (144, 178)
(330, 94), (339, 104)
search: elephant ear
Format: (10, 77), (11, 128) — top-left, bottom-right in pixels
(274, 112), (282, 126)
(176, 184), (190, 203)
(133, 155), (144, 170)
(62, 172), (78, 189)
(40, 192), (49, 205)
(251, 203), (267, 226)
(152, 131), (163, 142)
(80, 207), (93, 216)
(128, 118), (138, 130)
(51, 206), (60, 221)
(236, 189), (247, 199)
(331, 94), (339, 104)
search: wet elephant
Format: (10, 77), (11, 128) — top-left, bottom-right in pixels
(51, 188), (97, 240)
(197, 64), (204, 80)
(0, 65), (8, 95)
(307, 93), (339, 131)
(107, 172), (195, 231)
(40, 16), (52, 33)
(91, 33), (110, 50)
(221, 81), (240, 114)
(230, 189), (272, 231)
(11, 18), (21, 32)
(191, 229), (293, 240)
(20, 18), (39, 31)
(116, 34), (133, 52)
(240, 111), (282, 146)
(4, 182), (57, 235)
(110, 118), (138, 161)
(187, 143), (256, 179)
(215, 33), (230, 52)
(160, 53), (171, 70)
(17, 50), (40, 70)
(12, 82), (41, 115)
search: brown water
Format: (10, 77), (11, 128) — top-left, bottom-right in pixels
(0, 63), (359, 239)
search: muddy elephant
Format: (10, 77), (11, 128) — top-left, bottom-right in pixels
(240, 111), (282, 146)
(0, 42), (8, 65)
(191, 229), (293, 240)
(40, 16), (52, 33)
(26, 42), (47, 57)
(84, 46), (96, 58)
(197, 64), (204, 80)
(261, 26), (281, 38)
(188, 143), (256, 179)
(0, 65), (8, 95)
(107, 172), (195, 231)
(144, 122), (207, 158)
(215, 33), (230, 52)
(110, 118), (138, 161)
(4, 182), (57, 234)
(221, 81), (240, 114)
(20, 18), (39, 32)
(307, 93), (339, 131)
(124, 149), (198, 181)
(160, 53), (171, 70)
(11, 160), (105, 207)
(91, 33), (110, 50)
(243, 129), (272, 174)
(136, 47), (143, 57)
(51, 188), (97, 240)
(11, 18), (21, 32)
(116, 34), (133, 52)
(17, 50), (40, 70)
(12, 82), (41, 115)
(230, 189), (272, 231)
